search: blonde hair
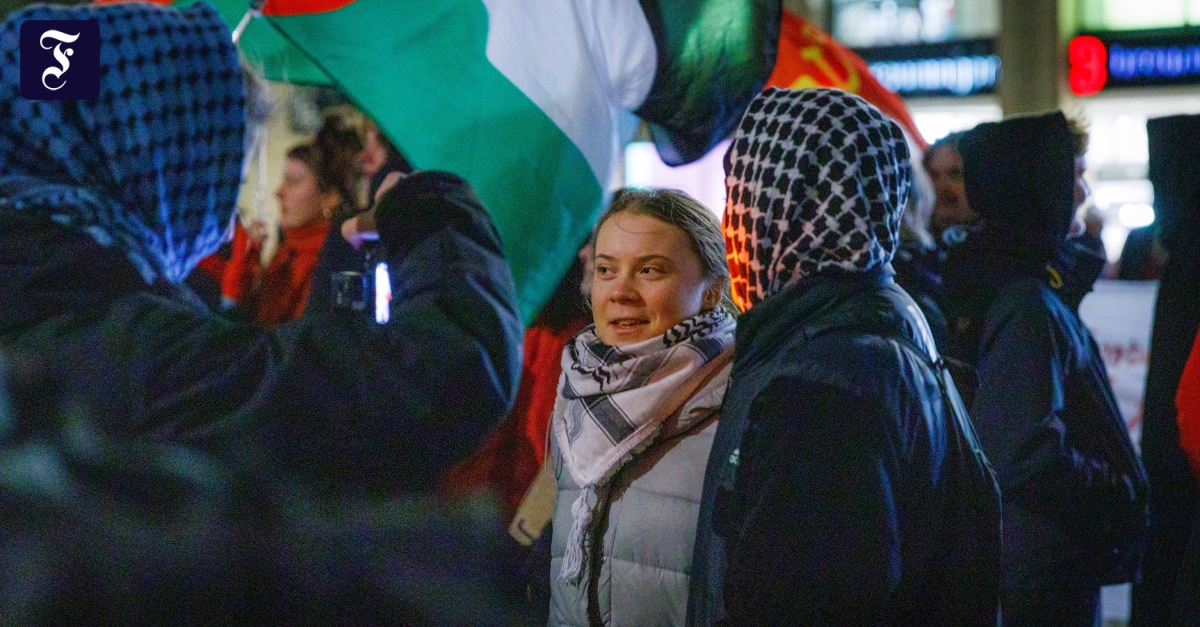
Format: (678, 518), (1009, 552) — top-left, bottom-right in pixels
(591, 188), (739, 314)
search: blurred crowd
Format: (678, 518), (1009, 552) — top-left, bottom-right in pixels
(1, 3), (1199, 627)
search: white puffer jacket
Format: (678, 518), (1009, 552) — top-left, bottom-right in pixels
(548, 363), (731, 627)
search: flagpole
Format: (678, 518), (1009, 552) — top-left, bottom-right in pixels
(231, 0), (267, 44)
(232, 0), (270, 234)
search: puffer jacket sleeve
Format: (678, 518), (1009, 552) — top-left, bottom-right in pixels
(102, 171), (522, 492)
(719, 374), (903, 626)
(300, 219), (363, 317)
(248, 171), (524, 489)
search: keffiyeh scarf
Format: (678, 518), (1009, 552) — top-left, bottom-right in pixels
(555, 307), (735, 585)
(0, 3), (246, 284)
(723, 87), (912, 310)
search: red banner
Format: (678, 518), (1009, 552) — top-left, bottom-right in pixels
(767, 11), (928, 150)
(94, 0), (355, 17)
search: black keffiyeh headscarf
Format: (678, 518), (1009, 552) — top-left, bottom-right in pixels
(723, 87), (911, 310)
(0, 3), (246, 284)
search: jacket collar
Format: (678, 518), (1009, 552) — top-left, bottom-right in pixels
(733, 265), (898, 366)
(1048, 238), (1106, 312)
(942, 228), (1103, 319)
(0, 214), (202, 339)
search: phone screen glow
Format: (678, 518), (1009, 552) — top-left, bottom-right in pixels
(374, 262), (391, 324)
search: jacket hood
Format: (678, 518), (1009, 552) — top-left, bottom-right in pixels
(723, 87), (911, 311)
(0, 2), (245, 284)
(1147, 114), (1200, 257)
(958, 111), (1075, 261)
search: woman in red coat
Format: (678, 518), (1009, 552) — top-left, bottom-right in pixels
(222, 141), (358, 326)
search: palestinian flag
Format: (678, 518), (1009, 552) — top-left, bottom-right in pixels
(99, 0), (780, 322)
(767, 10), (926, 149)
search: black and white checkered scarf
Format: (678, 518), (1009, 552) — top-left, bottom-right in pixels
(724, 87), (911, 310)
(554, 307), (735, 585)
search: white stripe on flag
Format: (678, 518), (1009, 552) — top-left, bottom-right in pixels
(481, 0), (657, 186)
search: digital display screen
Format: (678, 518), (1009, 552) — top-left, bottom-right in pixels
(1070, 29), (1200, 95)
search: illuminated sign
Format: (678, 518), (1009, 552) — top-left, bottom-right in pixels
(854, 39), (1000, 97)
(1070, 28), (1200, 95)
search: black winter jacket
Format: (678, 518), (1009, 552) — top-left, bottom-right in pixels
(1131, 114), (1200, 627)
(0, 172), (523, 494)
(943, 112), (1149, 595)
(689, 268), (1001, 627)
(944, 248), (1148, 590)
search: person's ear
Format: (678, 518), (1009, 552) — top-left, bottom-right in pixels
(320, 190), (341, 219)
(701, 282), (722, 310)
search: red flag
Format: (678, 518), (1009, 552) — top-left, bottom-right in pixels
(767, 11), (928, 150)
(94, 0), (354, 16)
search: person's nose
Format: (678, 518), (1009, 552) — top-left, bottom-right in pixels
(608, 273), (640, 304)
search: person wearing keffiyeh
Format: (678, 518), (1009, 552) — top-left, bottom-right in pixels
(0, 2), (521, 494)
(687, 87), (1001, 627)
(547, 188), (736, 627)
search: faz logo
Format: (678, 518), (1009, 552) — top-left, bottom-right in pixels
(20, 20), (100, 100)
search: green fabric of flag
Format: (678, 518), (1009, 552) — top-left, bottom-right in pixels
(189, 0), (608, 323)
(636, 0), (780, 165)
(169, 0), (778, 322)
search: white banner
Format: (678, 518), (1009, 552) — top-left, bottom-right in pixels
(1078, 279), (1159, 450)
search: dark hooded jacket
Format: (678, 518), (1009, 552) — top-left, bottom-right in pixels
(941, 113), (1149, 601)
(0, 346), (525, 627)
(0, 3), (522, 494)
(1129, 114), (1200, 627)
(688, 87), (1001, 627)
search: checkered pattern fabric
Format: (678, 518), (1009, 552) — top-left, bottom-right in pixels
(0, 3), (245, 284)
(723, 87), (911, 310)
(553, 307), (735, 584)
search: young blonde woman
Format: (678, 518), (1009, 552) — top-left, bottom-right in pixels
(549, 188), (736, 626)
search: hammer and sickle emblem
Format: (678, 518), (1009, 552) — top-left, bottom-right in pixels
(790, 46), (861, 92)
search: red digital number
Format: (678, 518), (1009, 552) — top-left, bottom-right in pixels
(1069, 36), (1108, 96)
